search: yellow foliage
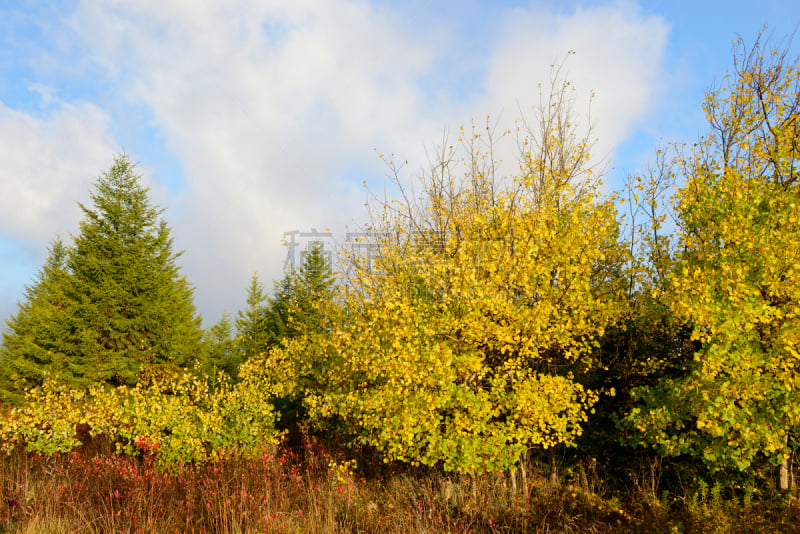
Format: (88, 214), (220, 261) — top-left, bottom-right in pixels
(261, 71), (628, 474)
(625, 33), (800, 472)
(0, 370), (281, 469)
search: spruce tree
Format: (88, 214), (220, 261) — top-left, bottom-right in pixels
(0, 238), (72, 404)
(260, 241), (337, 426)
(264, 241), (335, 343)
(235, 273), (270, 361)
(263, 271), (295, 345)
(298, 241), (335, 302)
(65, 154), (203, 386)
(199, 311), (239, 380)
(0, 154), (203, 398)
(295, 241), (336, 333)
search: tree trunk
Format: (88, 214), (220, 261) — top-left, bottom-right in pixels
(509, 465), (518, 495)
(520, 451), (529, 497)
(549, 447), (559, 488)
(470, 473), (477, 501)
(780, 455), (790, 491)
(779, 433), (793, 492)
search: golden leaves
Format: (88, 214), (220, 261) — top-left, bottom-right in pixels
(282, 90), (628, 474)
(0, 371), (281, 469)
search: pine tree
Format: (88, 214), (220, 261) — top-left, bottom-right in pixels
(264, 241), (335, 343)
(263, 271), (295, 345)
(253, 241), (337, 426)
(297, 242), (335, 310)
(0, 238), (72, 404)
(64, 154), (203, 386)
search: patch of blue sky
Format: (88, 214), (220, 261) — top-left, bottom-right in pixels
(0, 234), (46, 322)
(104, 102), (188, 197)
(0, 6), (54, 114)
(415, 51), (488, 116)
(611, 2), (799, 189)
(336, 161), (391, 201)
(2, 4), (186, 197)
(1, 2), (100, 102)
(261, 20), (290, 49)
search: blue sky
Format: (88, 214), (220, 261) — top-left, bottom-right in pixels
(1, 0), (799, 327)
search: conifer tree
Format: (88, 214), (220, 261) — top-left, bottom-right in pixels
(64, 154), (203, 386)
(263, 272), (295, 345)
(200, 311), (239, 380)
(1, 154), (203, 397)
(0, 238), (72, 404)
(294, 241), (336, 334)
(244, 241), (337, 425)
(298, 241), (336, 299)
(264, 241), (335, 343)
(236, 273), (270, 361)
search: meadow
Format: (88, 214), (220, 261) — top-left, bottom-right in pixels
(2, 426), (799, 534)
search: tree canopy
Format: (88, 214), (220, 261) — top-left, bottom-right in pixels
(0, 238), (72, 404)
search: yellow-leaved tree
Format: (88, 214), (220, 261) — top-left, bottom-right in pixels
(623, 33), (800, 490)
(247, 70), (629, 475)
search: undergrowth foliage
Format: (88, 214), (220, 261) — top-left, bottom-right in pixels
(0, 370), (280, 469)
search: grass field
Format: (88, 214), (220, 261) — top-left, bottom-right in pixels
(2, 429), (799, 534)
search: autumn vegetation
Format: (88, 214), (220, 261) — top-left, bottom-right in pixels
(1, 32), (799, 533)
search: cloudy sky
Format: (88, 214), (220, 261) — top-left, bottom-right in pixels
(1, 0), (798, 327)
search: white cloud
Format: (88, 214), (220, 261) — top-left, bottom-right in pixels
(70, 0), (446, 319)
(57, 0), (669, 323)
(482, 1), (669, 175)
(0, 98), (117, 242)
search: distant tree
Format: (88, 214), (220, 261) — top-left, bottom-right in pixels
(298, 242), (336, 299)
(0, 154), (204, 398)
(293, 241), (336, 334)
(241, 241), (337, 425)
(236, 273), (270, 362)
(264, 241), (336, 344)
(263, 272), (294, 345)
(0, 238), (72, 405)
(199, 311), (239, 380)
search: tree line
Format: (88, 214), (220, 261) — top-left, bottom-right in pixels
(0, 33), (798, 490)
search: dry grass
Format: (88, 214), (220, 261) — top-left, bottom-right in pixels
(1, 435), (799, 533)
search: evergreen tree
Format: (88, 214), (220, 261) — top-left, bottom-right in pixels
(65, 154), (203, 386)
(235, 273), (270, 361)
(254, 241), (336, 426)
(199, 311), (239, 380)
(295, 241), (336, 337)
(1, 154), (203, 397)
(298, 241), (335, 299)
(262, 271), (295, 346)
(264, 241), (335, 343)
(0, 238), (72, 404)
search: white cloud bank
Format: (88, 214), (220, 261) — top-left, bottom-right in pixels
(0, 99), (117, 242)
(0, 0), (669, 324)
